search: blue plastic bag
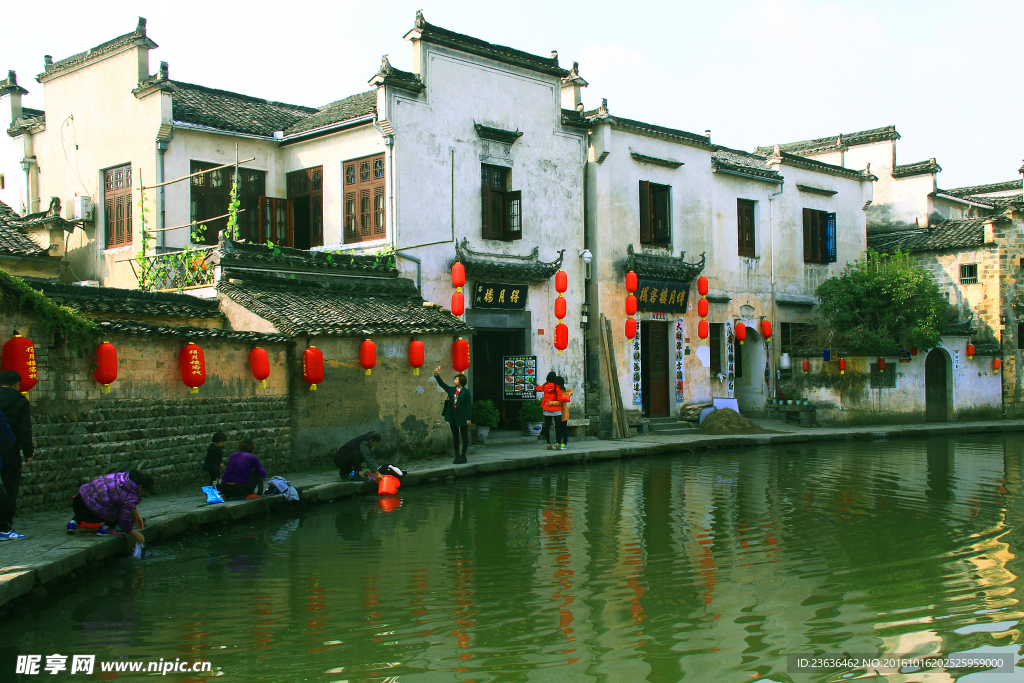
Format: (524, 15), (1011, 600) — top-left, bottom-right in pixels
(202, 486), (224, 504)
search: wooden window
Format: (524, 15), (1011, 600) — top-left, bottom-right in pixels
(639, 181), (671, 246)
(737, 199), (755, 257)
(802, 208), (836, 263)
(286, 166), (324, 250)
(190, 162), (266, 245)
(959, 263), (978, 284)
(258, 197), (291, 245)
(709, 323), (723, 375)
(481, 164), (522, 241)
(104, 164), (132, 249)
(344, 154), (385, 244)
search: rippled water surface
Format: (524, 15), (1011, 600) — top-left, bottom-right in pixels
(8, 436), (1024, 681)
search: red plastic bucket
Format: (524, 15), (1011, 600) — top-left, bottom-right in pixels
(377, 474), (400, 495)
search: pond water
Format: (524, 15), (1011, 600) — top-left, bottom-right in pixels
(6, 435), (1024, 682)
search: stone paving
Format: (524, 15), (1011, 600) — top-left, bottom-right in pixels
(2, 418), (1023, 610)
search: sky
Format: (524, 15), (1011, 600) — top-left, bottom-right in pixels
(3, 0), (1021, 189)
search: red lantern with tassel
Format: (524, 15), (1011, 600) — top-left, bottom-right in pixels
(697, 276), (709, 297)
(625, 295), (637, 316)
(555, 323), (568, 353)
(451, 291), (465, 317)
(94, 341), (117, 394)
(453, 337), (470, 372)
(626, 271), (638, 294)
(698, 319), (709, 340)
(911, 346), (918, 357)
(2, 332), (37, 394)
(360, 339), (376, 376)
(761, 319), (773, 340)
(625, 318), (637, 340)
(697, 298), (709, 318)
(877, 357), (886, 371)
(735, 322), (747, 345)
(250, 347), (270, 388)
(409, 339), (425, 376)
(994, 357), (1002, 372)
(303, 346), (324, 390)
(802, 359), (810, 373)
(967, 343), (975, 359)
(839, 358), (847, 375)
(180, 342), (206, 394)
(554, 296), (567, 320)
(555, 270), (567, 294)
(452, 262), (466, 289)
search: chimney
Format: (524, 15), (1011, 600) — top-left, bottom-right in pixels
(705, 130), (711, 142)
(159, 61), (168, 81)
(550, 50), (558, 63)
(560, 61), (587, 111)
(43, 55), (53, 71)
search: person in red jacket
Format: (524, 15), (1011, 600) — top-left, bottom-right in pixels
(555, 376), (573, 449)
(535, 371), (563, 450)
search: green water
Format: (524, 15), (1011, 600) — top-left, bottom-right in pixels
(6, 436), (1024, 682)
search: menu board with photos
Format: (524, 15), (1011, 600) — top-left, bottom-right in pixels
(502, 355), (538, 400)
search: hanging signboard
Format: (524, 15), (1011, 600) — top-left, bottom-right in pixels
(473, 282), (528, 310)
(635, 278), (690, 314)
(502, 355), (538, 400)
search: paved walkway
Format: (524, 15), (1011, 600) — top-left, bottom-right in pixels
(2, 418), (1023, 610)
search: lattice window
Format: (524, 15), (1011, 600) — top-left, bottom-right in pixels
(870, 365), (896, 388)
(959, 263), (978, 284)
(104, 164), (132, 249)
(191, 161), (266, 245)
(344, 154), (386, 244)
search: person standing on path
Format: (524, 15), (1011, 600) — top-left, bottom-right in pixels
(0, 410), (18, 539)
(535, 371), (563, 450)
(434, 367), (472, 464)
(556, 376), (573, 450)
(217, 438), (267, 499)
(203, 431), (227, 486)
(0, 370), (33, 537)
(335, 431), (381, 481)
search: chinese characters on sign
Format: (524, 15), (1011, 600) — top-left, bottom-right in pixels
(635, 278), (690, 314)
(674, 319), (685, 402)
(631, 327), (642, 406)
(26, 345), (37, 382)
(473, 282), (527, 310)
(503, 356), (538, 400)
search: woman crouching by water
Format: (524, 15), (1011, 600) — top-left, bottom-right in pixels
(69, 469), (153, 544)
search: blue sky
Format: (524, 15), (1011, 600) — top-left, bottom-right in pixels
(4, 0), (1021, 188)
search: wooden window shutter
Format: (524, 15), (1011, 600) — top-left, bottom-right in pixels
(802, 208), (813, 261)
(738, 200), (755, 257)
(258, 196), (269, 243)
(504, 190), (522, 241)
(639, 181), (651, 244)
(373, 185), (385, 236)
(653, 185), (671, 245)
(359, 188), (372, 237)
(481, 186), (500, 240)
(344, 191), (357, 241)
(824, 212), (837, 262)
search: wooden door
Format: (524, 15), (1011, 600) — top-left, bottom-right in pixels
(647, 321), (670, 417)
(259, 197), (292, 247)
(925, 350), (948, 422)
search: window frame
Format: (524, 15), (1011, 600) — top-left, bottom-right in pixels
(481, 164), (522, 242)
(959, 263), (978, 284)
(737, 198), (756, 257)
(802, 208), (836, 264)
(344, 153), (386, 244)
(190, 161), (266, 245)
(639, 180), (671, 246)
(709, 323), (723, 375)
(103, 163), (132, 249)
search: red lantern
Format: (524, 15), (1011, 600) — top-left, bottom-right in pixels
(802, 359), (810, 373)
(697, 276), (709, 297)
(625, 295), (637, 316)
(250, 347), (270, 388)
(626, 271), (638, 294)
(994, 357), (1002, 372)
(409, 339), (425, 376)
(554, 323), (568, 353)
(555, 270), (568, 294)
(180, 342), (206, 394)
(451, 291), (465, 317)
(761, 319), (773, 339)
(625, 318), (637, 339)
(2, 332), (37, 394)
(554, 296), (567, 320)
(303, 346), (324, 390)
(735, 322), (747, 345)
(839, 358), (847, 375)
(360, 339), (377, 376)
(94, 341), (117, 394)
(911, 346), (918, 356)
(697, 298), (709, 318)
(453, 337), (470, 372)
(877, 357), (886, 371)
(967, 343), (975, 359)
(452, 262), (466, 290)
(698, 319), (709, 340)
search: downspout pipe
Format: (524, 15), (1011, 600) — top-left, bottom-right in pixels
(768, 180), (784, 399)
(156, 136), (171, 250)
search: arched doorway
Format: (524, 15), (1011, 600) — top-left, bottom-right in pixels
(734, 328), (766, 415)
(925, 349), (951, 422)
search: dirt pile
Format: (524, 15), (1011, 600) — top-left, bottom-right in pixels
(699, 408), (775, 435)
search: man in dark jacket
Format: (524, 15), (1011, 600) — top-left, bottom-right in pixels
(0, 370), (32, 538)
(434, 367), (472, 464)
(335, 432), (381, 481)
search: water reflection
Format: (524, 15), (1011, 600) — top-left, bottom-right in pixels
(7, 435), (1024, 681)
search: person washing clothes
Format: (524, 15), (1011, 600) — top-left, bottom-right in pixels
(203, 431), (227, 486)
(434, 367), (472, 464)
(68, 470), (153, 545)
(217, 438), (267, 499)
(335, 431), (381, 481)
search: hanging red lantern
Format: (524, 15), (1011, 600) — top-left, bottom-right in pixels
(802, 359), (810, 373)
(697, 276), (709, 297)
(555, 270), (568, 294)
(554, 296), (567, 320)
(554, 323), (568, 353)
(180, 342), (206, 394)
(625, 295), (637, 316)
(877, 357), (886, 371)
(2, 332), (37, 394)
(453, 337), (470, 372)
(625, 317), (637, 339)
(249, 347), (270, 388)
(761, 319), (773, 339)
(360, 339), (377, 376)
(697, 298), (709, 318)
(966, 343), (975, 359)
(994, 357), (1002, 372)
(303, 346), (324, 390)
(911, 346), (918, 357)
(409, 339), (425, 376)
(451, 291), (465, 317)
(838, 358), (847, 375)
(452, 262), (466, 290)
(626, 271), (638, 294)
(735, 322), (747, 345)
(94, 341), (117, 394)
(698, 319), (709, 340)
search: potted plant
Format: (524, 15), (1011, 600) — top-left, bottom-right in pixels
(473, 399), (499, 441)
(519, 399), (544, 436)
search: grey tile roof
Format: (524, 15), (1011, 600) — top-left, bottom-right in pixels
(410, 11), (568, 77)
(214, 239), (399, 277)
(37, 18), (157, 81)
(7, 107), (44, 137)
(455, 238), (564, 283)
(0, 70), (27, 96)
(91, 318), (291, 345)
(368, 56), (424, 94)
(283, 90), (376, 136)
(934, 189), (995, 208)
(593, 114), (711, 147)
(867, 217), (1010, 253)
(561, 109), (590, 130)
(712, 147), (784, 183)
(33, 282), (222, 319)
(754, 125), (900, 156)
(170, 81), (317, 137)
(218, 273), (472, 338)
(892, 158), (941, 178)
(945, 179), (1022, 196)
(626, 243), (706, 281)
(0, 201), (53, 258)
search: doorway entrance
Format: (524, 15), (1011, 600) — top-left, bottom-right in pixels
(640, 321), (670, 417)
(734, 328), (765, 415)
(925, 349), (950, 422)
(473, 328), (526, 429)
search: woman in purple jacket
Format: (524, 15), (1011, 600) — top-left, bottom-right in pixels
(217, 438), (267, 499)
(70, 469), (153, 544)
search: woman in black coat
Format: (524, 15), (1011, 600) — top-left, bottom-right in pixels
(434, 367), (473, 464)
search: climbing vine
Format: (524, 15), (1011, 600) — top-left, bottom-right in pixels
(0, 269), (97, 349)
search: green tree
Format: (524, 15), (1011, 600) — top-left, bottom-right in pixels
(814, 250), (949, 355)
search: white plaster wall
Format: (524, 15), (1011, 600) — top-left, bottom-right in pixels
(0, 93), (28, 213)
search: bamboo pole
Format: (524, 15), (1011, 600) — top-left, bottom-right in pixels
(139, 157), (256, 191)
(149, 209), (246, 233)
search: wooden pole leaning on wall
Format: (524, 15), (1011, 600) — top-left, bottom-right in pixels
(600, 314), (630, 439)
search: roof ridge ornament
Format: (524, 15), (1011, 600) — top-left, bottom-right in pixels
(415, 9), (425, 28)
